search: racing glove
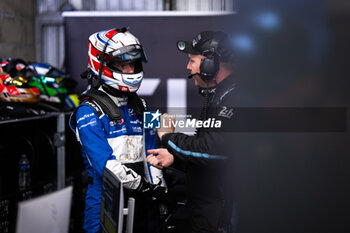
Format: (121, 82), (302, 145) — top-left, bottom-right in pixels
(105, 160), (141, 190)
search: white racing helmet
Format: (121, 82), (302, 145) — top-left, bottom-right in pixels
(88, 27), (147, 92)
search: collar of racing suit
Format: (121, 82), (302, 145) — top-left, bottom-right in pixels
(100, 84), (146, 116)
(98, 86), (128, 107)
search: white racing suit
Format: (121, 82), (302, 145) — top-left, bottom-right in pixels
(69, 89), (165, 233)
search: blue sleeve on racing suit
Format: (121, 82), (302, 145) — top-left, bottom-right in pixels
(75, 105), (115, 177)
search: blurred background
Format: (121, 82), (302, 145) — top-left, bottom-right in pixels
(0, 0), (349, 233)
(0, 0), (235, 68)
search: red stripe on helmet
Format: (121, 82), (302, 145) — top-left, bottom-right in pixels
(102, 66), (112, 77)
(0, 74), (10, 82)
(90, 43), (100, 57)
(105, 29), (118, 39)
(0, 61), (8, 67)
(90, 42), (111, 61)
(30, 87), (40, 95)
(92, 60), (100, 73)
(92, 60), (113, 79)
(0, 82), (4, 93)
(6, 86), (20, 95)
(88, 58), (92, 68)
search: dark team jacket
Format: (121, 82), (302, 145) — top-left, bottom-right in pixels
(160, 73), (237, 201)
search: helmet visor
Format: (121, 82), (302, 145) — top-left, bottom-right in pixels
(108, 44), (147, 63)
(107, 60), (143, 74)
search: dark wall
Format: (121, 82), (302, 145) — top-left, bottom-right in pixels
(0, 0), (36, 60)
(64, 14), (235, 108)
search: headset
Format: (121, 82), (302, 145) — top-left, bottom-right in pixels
(199, 37), (221, 82)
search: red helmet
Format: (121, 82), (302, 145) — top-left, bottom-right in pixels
(0, 61), (40, 103)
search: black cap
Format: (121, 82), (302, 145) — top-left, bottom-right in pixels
(177, 31), (234, 62)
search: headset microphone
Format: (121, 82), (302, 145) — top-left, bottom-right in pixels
(187, 73), (200, 79)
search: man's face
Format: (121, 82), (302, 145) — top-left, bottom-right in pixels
(110, 61), (135, 74)
(186, 54), (208, 88)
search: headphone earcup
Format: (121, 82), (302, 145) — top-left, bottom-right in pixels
(200, 52), (220, 81)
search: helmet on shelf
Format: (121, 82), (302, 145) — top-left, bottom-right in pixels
(0, 58), (27, 77)
(29, 63), (67, 104)
(0, 64), (40, 103)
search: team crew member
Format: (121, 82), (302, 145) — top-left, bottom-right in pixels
(147, 31), (236, 233)
(70, 27), (167, 233)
